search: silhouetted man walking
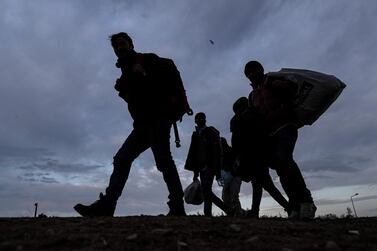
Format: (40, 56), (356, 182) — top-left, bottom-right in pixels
(230, 97), (289, 218)
(74, 32), (192, 217)
(244, 60), (316, 219)
(185, 112), (233, 216)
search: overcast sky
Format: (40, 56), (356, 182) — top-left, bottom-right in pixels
(1, 0), (377, 217)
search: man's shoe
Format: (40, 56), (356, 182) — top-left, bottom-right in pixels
(166, 209), (186, 216)
(74, 193), (116, 217)
(246, 209), (259, 219)
(288, 210), (300, 220)
(233, 208), (247, 217)
(299, 202), (317, 220)
(166, 200), (186, 216)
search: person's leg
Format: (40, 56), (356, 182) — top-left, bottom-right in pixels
(227, 176), (243, 215)
(74, 128), (149, 217)
(249, 179), (263, 218)
(271, 125), (314, 216)
(211, 191), (234, 216)
(150, 120), (185, 215)
(221, 170), (233, 207)
(201, 168), (233, 216)
(105, 128), (150, 201)
(239, 152), (262, 217)
(257, 168), (290, 211)
(200, 167), (213, 216)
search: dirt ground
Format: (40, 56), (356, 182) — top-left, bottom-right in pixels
(0, 216), (376, 251)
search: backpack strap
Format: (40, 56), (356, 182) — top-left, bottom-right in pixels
(173, 122), (181, 148)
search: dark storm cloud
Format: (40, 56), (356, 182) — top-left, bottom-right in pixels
(1, 6), (91, 148)
(0, 145), (103, 179)
(17, 158), (103, 174)
(305, 175), (333, 180)
(169, 0), (273, 50)
(17, 173), (59, 184)
(0, 146), (52, 162)
(300, 154), (371, 173)
(0, 3), (136, 189)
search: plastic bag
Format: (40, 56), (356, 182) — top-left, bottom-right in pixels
(267, 68), (346, 126)
(184, 179), (203, 205)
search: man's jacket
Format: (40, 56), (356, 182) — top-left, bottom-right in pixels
(184, 126), (222, 178)
(115, 52), (187, 124)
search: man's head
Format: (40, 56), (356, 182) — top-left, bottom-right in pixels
(194, 112), (206, 128)
(244, 60), (264, 87)
(233, 97), (248, 114)
(109, 32), (134, 58)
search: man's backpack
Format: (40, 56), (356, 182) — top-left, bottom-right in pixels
(149, 56), (193, 122)
(266, 68), (346, 126)
(153, 57), (193, 147)
(116, 53), (192, 122)
(117, 54), (193, 147)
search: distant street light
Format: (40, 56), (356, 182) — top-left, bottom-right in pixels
(350, 193), (359, 218)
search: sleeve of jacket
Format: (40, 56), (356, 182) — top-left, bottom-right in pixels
(184, 132), (197, 172)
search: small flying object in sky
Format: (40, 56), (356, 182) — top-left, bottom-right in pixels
(209, 40), (214, 45)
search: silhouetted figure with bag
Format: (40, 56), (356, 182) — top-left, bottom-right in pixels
(74, 32), (192, 217)
(244, 60), (316, 219)
(184, 112), (233, 216)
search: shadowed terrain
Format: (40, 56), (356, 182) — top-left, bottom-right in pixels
(1, 216), (376, 250)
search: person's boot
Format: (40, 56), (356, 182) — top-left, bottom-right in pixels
(246, 208), (259, 219)
(299, 202), (317, 220)
(166, 200), (186, 216)
(288, 210), (300, 220)
(74, 193), (116, 217)
(234, 208), (247, 217)
(287, 202), (300, 220)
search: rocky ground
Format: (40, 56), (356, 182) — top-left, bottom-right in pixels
(0, 216), (376, 251)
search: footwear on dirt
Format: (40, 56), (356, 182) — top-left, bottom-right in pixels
(74, 193), (116, 217)
(288, 210), (300, 220)
(166, 200), (186, 216)
(246, 209), (259, 219)
(299, 202), (317, 220)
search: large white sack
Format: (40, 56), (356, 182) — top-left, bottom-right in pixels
(266, 68), (346, 126)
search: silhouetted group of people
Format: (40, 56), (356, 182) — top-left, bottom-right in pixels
(74, 32), (316, 220)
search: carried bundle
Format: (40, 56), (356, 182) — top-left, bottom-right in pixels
(266, 68), (346, 126)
